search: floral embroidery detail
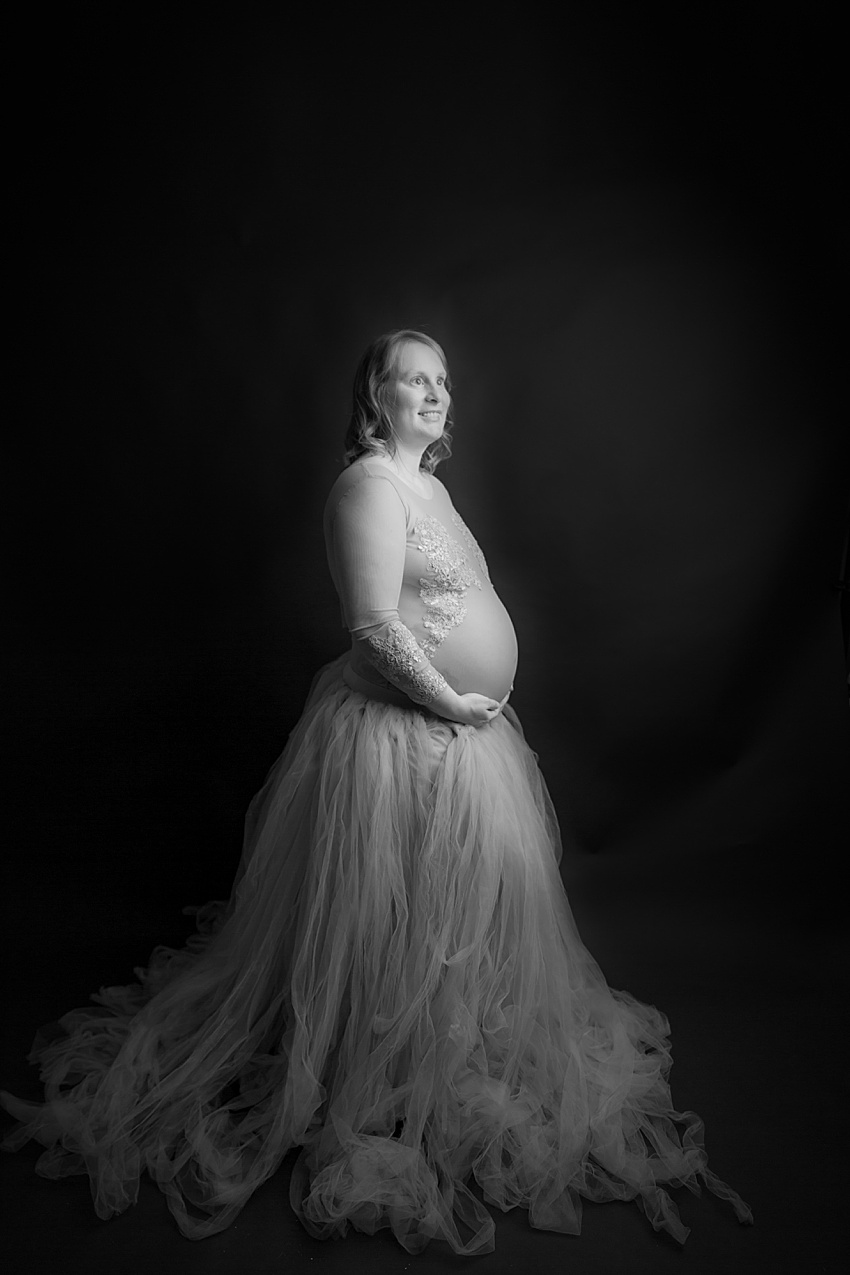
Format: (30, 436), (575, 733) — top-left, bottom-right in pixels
(450, 510), (491, 584)
(365, 620), (448, 705)
(415, 516), (483, 659)
(419, 591), (467, 658)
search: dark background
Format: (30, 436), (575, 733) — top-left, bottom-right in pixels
(4, 5), (848, 1273)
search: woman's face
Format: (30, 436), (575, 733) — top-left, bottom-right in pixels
(385, 341), (450, 448)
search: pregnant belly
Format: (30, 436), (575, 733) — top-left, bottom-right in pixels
(431, 591), (518, 702)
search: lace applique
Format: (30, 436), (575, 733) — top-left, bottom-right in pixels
(364, 620), (448, 705)
(450, 510), (491, 584)
(416, 516), (483, 659)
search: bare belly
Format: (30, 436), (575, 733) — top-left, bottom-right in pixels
(430, 590), (518, 702)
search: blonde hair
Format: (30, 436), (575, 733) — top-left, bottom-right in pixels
(343, 329), (454, 473)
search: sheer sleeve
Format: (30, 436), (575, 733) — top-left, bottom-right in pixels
(330, 475), (449, 706)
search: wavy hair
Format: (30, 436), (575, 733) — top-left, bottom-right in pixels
(343, 329), (454, 473)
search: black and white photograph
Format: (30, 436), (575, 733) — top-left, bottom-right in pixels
(4, 6), (847, 1274)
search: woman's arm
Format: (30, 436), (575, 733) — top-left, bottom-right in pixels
(331, 476), (501, 725)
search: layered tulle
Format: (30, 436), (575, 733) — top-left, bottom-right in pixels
(1, 656), (751, 1253)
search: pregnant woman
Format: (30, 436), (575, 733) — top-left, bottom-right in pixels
(1, 329), (751, 1255)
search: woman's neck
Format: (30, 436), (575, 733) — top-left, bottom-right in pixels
(389, 440), (426, 482)
(380, 442), (430, 489)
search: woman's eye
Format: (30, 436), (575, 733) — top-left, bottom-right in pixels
(412, 377), (423, 385)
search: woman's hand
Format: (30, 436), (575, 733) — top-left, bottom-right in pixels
(428, 683), (506, 727)
(446, 692), (503, 727)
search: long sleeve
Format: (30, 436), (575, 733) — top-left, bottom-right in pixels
(330, 475), (449, 706)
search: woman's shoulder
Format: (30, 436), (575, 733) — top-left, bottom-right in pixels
(324, 460), (410, 520)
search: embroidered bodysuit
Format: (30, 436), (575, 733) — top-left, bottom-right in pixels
(324, 459), (518, 706)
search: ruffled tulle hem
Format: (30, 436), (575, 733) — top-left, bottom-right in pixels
(1, 656), (752, 1253)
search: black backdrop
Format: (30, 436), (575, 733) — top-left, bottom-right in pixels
(5, 7), (849, 1273)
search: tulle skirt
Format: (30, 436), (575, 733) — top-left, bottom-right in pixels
(1, 656), (751, 1254)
